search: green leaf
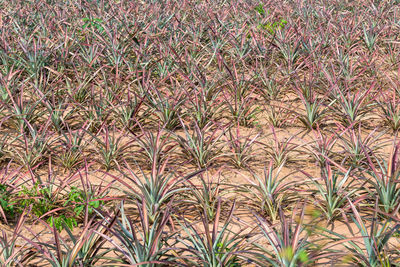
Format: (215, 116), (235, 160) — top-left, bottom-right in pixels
(299, 250), (309, 263)
(255, 4), (266, 16)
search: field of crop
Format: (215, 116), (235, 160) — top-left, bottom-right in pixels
(1, 0), (400, 265)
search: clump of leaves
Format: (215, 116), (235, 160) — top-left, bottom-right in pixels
(361, 141), (400, 215)
(0, 165), (24, 223)
(0, 184), (15, 221)
(264, 127), (298, 167)
(240, 161), (296, 222)
(255, 4), (287, 34)
(183, 169), (226, 221)
(64, 186), (104, 218)
(177, 199), (252, 266)
(302, 163), (358, 222)
(146, 88), (186, 130)
(57, 125), (88, 170)
(0, 210), (35, 266)
(259, 19), (288, 35)
(332, 200), (400, 266)
(28, 211), (118, 266)
(225, 124), (260, 168)
(17, 183), (78, 231)
(90, 125), (132, 170)
(101, 200), (176, 266)
(109, 158), (203, 223)
(254, 204), (339, 266)
(175, 120), (224, 168)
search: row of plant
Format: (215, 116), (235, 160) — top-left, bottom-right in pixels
(2, 151), (400, 266)
(1, 0), (400, 266)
